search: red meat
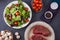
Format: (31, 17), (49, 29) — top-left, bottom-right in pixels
(33, 25), (51, 36)
(29, 34), (46, 40)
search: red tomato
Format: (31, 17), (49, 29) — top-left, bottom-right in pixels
(25, 18), (29, 22)
(38, 1), (42, 4)
(14, 21), (18, 26)
(38, 7), (41, 9)
(34, 0), (37, 2)
(24, 8), (28, 11)
(32, 3), (35, 6)
(15, 11), (20, 16)
(15, 4), (19, 6)
(36, 4), (39, 7)
(33, 6), (36, 9)
(8, 17), (12, 21)
(35, 0), (39, 3)
(35, 8), (39, 11)
(39, 4), (42, 7)
(32, 0), (43, 12)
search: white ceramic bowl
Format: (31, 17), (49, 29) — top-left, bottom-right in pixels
(3, 1), (32, 29)
(24, 21), (55, 40)
(50, 2), (58, 10)
(44, 11), (53, 19)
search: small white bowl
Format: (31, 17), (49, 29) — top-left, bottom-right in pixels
(50, 2), (58, 10)
(3, 1), (32, 29)
(44, 11), (53, 19)
(24, 21), (55, 40)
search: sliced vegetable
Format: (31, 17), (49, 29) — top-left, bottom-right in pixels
(7, 14), (12, 21)
(13, 21), (18, 26)
(15, 4), (19, 6)
(10, 8), (16, 13)
(15, 6), (19, 10)
(22, 10), (26, 15)
(19, 5), (24, 12)
(25, 18), (29, 22)
(15, 11), (20, 16)
(18, 22), (22, 26)
(18, 0), (22, 4)
(15, 16), (21, 20)
(5, 7), (10, 14)
(24, 7), (28, 11)
(11, 4), (15, 8)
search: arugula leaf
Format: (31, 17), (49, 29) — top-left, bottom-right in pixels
(5, 7), (10, 14)
(18, 0), (22, 4)
(10, 8), (16, 13)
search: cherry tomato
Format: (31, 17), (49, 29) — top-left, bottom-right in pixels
(8, 17), (12, 21)
(38, 1), (42, 4)
(36, 4), (39, 7)
(32, 0), (43, 12)
(38, 7), (40, 9)
(39, 4), (42, 7)
(24, 8), (28, 11)
(35, 8), (39, 11)
(34, 0), (37, 2)
(14, 21), (18, 26)
(33, 7), (36, 9)
(25, 18), (29, 22)
(32, 5), (36, 9)
(15, 4), (19, 6)
(15, 11), (20, 16)
(32, 3), (35, 6)
(35, 0), (39, 3)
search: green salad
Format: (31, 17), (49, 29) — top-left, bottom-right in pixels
(5, 0), (30, 27)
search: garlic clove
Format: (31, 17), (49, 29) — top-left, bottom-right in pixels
(9, 36), (13, 39)
(1, 31), (5, 36)
(16, 35), (20, 39)
(15, 32), (19, 36)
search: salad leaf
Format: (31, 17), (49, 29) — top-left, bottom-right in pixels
(12, 15), (21, 21)
(12, 15), (16, 20)
(5, 7), (10, 14)
(10, 8), (16, 13)
(18, 22), (22, 26)
(22, 10), (26, 16)
(16, 16), (21, 20)
(26, 11), (30, 18)
(21, 20), (25, 24)
(15, 6), (19, 10)
(21, 10), (30, 18)
(7, 20), (13, 24)
(18, 0), (22, 4)
(19, 5), (24, 12)
(11, 4), (15, 8)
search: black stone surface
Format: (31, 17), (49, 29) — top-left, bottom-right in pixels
(0, 0), (60, 40)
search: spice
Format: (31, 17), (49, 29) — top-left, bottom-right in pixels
(44, 11), (53, 19)
(46, 13), (51, 18)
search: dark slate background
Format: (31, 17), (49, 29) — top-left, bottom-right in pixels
(0, 0), (60, 40)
